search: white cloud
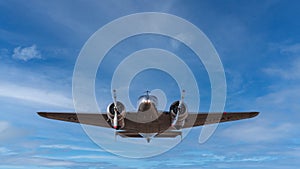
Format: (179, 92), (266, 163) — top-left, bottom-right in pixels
(0, 121), (28, 142)
(264, 43), (300, 80)
(263, 61), (300, 80)
(1, 156), (76, 167)
(0, 147), (15, 155)
(0, 147), (17, 156)
(0, 121), (10, 133)
(280, 43), (300, 55)
(66, 155), (116, 159)
(12, 45), (41, 61)
(0, 82), (73, 109)
(220, 119), (293, 143)
(40, 144), (104, 152)
(284, 147), (300, 158)
(201, 153), (275, 163)
(256, 87), (300, 112)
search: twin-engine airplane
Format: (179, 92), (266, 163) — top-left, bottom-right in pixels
(38, 90), (259, 143)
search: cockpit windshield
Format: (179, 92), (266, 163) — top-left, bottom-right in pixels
(137, 94), (158, 108)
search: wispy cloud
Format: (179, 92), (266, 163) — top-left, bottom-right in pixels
(255, 87), (300, 113)
(0, 82), (73, 109)
(0, 147), (16, 156)
(12, 45), (41, 61)
(259, 45), (300, 113)
(220, 120), (293, 143)
(263, 61), (300, 80)
(66, 155), (116, 160)
(0, 121), (28, 142)
(280, 43), (300, 55)
(264, 43), (300, 80)
(149, 151), (276, 169)
(40, 144), (104, 152)
(0, 156), (76, 167)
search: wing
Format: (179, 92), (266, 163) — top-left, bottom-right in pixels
(183, 112), (259, 128)
(37, 112), (111, 128)
(38, 111), (259, 130)
(37, 112), (143, 130)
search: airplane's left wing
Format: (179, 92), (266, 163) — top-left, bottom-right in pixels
(37, 112), (111, 128)
(183, 112), (259, 128)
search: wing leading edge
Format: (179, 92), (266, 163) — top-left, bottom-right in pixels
(183, 112), (259, 128)
(38, 111), (259, 129)
(37, 112), (111, 128)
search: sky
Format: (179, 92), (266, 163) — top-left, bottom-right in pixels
(1, 0), (300, 168)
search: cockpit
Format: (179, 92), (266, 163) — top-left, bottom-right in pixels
(137, 92), (158, 111)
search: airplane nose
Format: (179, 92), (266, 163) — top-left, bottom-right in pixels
(138, 102), (151, 112)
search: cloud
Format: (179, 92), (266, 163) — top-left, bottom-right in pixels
(149, 151), (276, 169)
(263, 61), (300, 80)
(0, 121), (10, 133)
(0, 82), (73, 109)
(264, 43), (300, 80)
(255, 87), (300, 113)
(280, 43), (300, 55)
(284, 147), (300, 158)
(0, 147), (16, 156)
(0, 121), (28, 142)
(220, 120), (293, 143)
(12, 45), (41, 61)
(258, 51), (300, 113)
(40, 144), (104, 152)
(66, 155), (116, 160)
(0, 156), (76, 167)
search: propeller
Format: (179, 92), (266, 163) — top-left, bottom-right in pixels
(113, 89), (118, 129)
(172, 90), (185, 127)
(179, 89), (185, 109)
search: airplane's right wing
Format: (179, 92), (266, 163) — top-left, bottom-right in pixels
(37, 112), (111, 127)
(37, 112), (145, 130)
(183, 112), (259, 128)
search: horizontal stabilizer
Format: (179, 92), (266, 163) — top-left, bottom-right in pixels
(115, 130), (182, 138)
(116, 131), (143, 138)
(156, 131), (182, 138)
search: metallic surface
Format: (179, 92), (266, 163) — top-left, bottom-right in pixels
(38, 93), (259, 142)
(37, 112), (259, 133)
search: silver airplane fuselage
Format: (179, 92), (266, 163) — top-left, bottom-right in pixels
(118, 93), (175, 142)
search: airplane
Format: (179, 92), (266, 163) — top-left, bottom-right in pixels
(38, 90), (259, 143)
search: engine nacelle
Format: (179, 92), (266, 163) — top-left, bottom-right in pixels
(170, 101), (188, 129)
(107, 101), (126, 129)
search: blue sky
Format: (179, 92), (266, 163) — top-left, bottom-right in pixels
(1, 0), (300, 168)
